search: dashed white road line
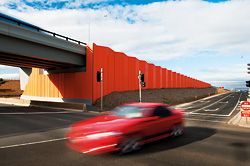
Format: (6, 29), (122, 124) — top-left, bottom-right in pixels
(0, 137), (67, 149)
(219, 101), (229, 104)
(198, 101), (210, 103)
(188, 92), (242, 117)
(204, 108), (219, 112)
(186, 118), (227, 123)
(226, 92), (242, 117)
(190, 93), (233, 113)
(173, 92), (231, 109)
(0, 112), (80, 115)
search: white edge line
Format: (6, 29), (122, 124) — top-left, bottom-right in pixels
(186, 118), (227, 123)
(190, 93), (233, 113)
(204, 108), (219, 112)
(0, 137), (67, 149)
(187, 92), (242, 117)
(187, 112), (230, 117)
(174, 92), (230, 108)
(0, 112), (80, 115)
(227, 92), (242, 117)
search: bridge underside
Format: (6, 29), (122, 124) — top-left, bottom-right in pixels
(0, 19), (86, 73)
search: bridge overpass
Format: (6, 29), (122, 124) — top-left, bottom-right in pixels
(0, 13), (86, 72)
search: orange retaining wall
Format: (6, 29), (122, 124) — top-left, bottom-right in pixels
(23, 43), (211, 104)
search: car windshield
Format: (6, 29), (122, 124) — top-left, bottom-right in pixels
(112, 106), (146, 118)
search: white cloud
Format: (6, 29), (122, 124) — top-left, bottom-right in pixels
(0, 73), (19, 80)
(0, 65), (19, 69)
(200, 63), (249, 82)
(4, 0), (248, 61)
(1, 0), (250, 85)
(65, 0), (110, 8)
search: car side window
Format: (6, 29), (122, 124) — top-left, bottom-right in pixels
(153, 106), (172, 118)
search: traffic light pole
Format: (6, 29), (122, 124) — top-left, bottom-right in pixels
(101, 68), (103, 110)
(138, 70), (142, 103)
(248, 64), (250, 101)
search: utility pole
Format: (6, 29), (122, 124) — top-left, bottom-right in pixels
(138, 70), (142, 102)
(246, 64), (250, 101)
(96, 68), (104, 110)
(138, 71), (146, 102)
(101, 68), (103, 110)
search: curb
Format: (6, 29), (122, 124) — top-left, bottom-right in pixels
(228, 110), (250, 128)
(0, 98), (105, 114)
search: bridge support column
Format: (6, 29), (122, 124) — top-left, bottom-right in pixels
(19, 67), (32, 90)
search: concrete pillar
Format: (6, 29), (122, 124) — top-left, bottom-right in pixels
(19, 67), (32, 90)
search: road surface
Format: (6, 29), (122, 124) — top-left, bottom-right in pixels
(0, 91), (249, 166)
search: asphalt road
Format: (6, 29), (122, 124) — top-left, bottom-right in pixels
(176, 91), (248, 123)
(0, 92), (249, 166)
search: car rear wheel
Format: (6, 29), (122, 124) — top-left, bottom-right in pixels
(119, 136), (142, 154)
(171, 124), (184, 137)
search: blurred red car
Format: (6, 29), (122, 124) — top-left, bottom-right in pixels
(66, 102), (184, 154)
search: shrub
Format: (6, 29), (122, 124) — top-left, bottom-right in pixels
(0, 78), (5, 84)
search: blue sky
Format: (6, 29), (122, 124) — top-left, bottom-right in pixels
(4, 0), (230, 10)
(0, 0), (250, 89)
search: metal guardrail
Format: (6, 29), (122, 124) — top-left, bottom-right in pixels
(0, 13), (87, 46)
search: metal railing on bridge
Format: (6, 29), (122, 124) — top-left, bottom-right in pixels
(0, 13), (87, 46)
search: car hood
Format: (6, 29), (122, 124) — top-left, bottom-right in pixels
(68, 115), (144, 136)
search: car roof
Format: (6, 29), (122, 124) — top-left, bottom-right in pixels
(122, 102), (167, 108)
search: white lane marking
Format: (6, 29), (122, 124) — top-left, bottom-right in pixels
(188, 112), (231, 117)
(186, 118), (227, 123)
(219, 101), (229, 104)
(0, 112), (80, 115)
(0, 137), (67, 149)
(191, 93), (233, 113)
(204, 108), (219, 112)
(226, 92), (242, 117)
(173, 92), (230, 109)
(188, 92), (242, 117)
(198, 101), (210, 103)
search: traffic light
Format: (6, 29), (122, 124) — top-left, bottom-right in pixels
(139, 73), (146, 87)
(248, 64), (250, 74)
(140, 73), (144, 82)
(141, 82), (146, 87)
(246, 80), (250, 87)
(96, 71), (101, 82)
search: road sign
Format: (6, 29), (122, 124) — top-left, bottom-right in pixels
(240, 101), (250, 117)
(240, 101), (250, 111)
(241, 111), (250, 117)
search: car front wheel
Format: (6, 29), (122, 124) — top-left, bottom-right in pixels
(119, 136), (142, 154)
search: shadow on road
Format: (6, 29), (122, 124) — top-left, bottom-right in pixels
(105, 126), (216, 157)
(230, 142), (249, 162)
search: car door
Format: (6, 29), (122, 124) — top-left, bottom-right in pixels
(143, 106), (175, 137)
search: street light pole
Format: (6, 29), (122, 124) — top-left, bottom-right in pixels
(101, 68), (103, 110)
(138, 70), (142, 103)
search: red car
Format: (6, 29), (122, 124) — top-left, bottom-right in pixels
(66, 102), (184, 154)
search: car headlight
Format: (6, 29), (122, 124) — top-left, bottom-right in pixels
(85, 132), (122, 139)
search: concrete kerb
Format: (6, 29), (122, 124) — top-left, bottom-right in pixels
(228, 105), (250, 128)
(0, 97), (30, 106)
(0, 97), (92, 114)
